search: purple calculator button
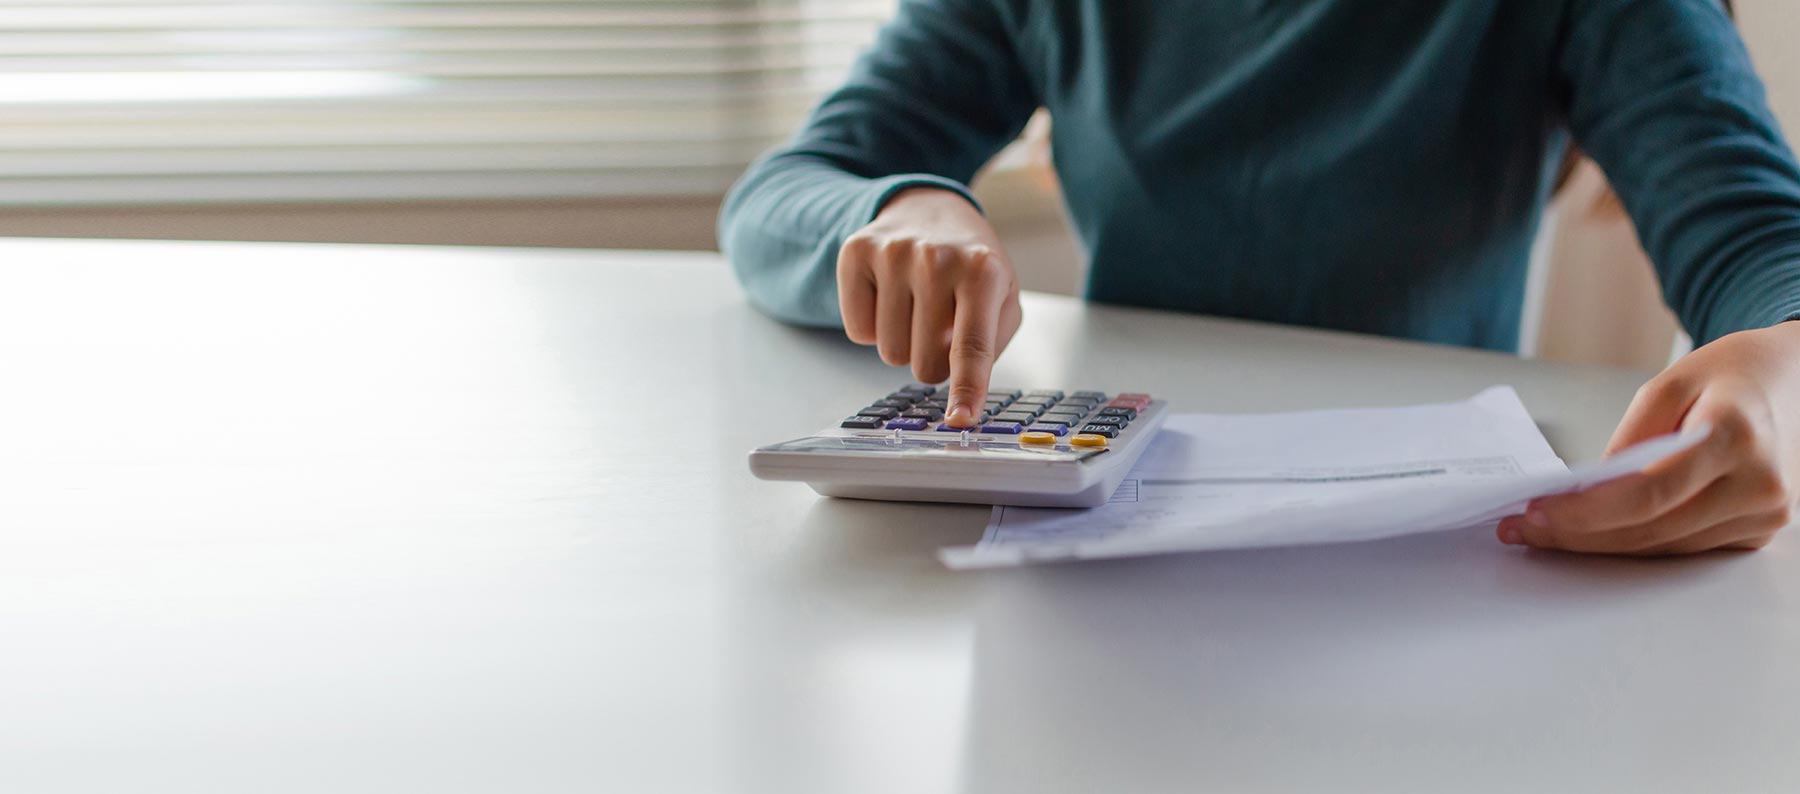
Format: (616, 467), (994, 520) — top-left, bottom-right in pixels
(885, 417), (928, 431)
(980, 421), (1025, 435)
(1028, 422), (1070, 436)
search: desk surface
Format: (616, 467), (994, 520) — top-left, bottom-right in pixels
(1, 238), (1796, 794)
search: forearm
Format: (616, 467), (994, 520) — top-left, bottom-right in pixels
(718, 154), (977, 328)
(1560, 0), (1800, 344)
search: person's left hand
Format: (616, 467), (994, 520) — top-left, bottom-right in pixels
(1497, 321), (1800, 555)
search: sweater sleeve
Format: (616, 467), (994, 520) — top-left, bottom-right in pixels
(1558, 0), (1800, 345)
(717, 0), (1039, 327)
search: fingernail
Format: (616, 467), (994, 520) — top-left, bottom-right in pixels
(946, 405), (973, 427)
(1498, 521), (1524, 545)
(1526, 508), (1549, 527)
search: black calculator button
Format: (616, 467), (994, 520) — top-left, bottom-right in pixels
(1011, 396), (1057, 408)
(902, 407), (944, 421)
(840, 416), (885, 429)
(1078, 424), (1120, 438)
(1040, 411), (1086, 426)
(1087, 415), (1128, 428)
(1025, 389), (1066, 401)
(993, 411), (1039, 425)
(1096, 407), (1137, 420)
(984, 400), (1009, 414)
(857, 406), (900, 419)
(990, 387), (1023, 398)
(901, 384), (937, 395)
(918, 399), (947, 409)
(873, 398), (912, 409)
(1070, 391), (1107, 401)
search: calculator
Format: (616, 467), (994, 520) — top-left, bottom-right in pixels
(748, 385), (1169, 507)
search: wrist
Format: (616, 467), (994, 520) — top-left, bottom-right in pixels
(879, 185), (974, 217)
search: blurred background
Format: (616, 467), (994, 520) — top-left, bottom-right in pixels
(0, 0), (1793, 370)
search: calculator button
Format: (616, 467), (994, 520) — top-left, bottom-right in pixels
(856, 406), (900, 419)
(990, 388), (1023, 399)
(1078, 424), (1121, 438)
(1028, 423), (1070, 436)
(1115, 392), (1151, 401)
(885, 417), (929, 431)
(901, 384), (937, 395)
(1097, 406), (1137, 419)
(1070, 433), (1109, 447)
(936, 413), (989, 430)
(1020, 431), (1057, 444)
(1025, 390), (1066, 401)
(1040, 411), (1086, 426)
(994, 411), (1039, 425)
(872, 398), (912, 409)
(1012, 395), (1057, 407)
(980, 421), (1025, 434)
(902, 407), (944, 421)
(1070, 391), (1107, 401)
(984, 400), (1009, 414)
(840, 416), (885, 429)
(1108, 398), (1151, 411)
(1087, 415), (1127, 428)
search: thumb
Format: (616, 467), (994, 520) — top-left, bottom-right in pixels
(1605, 375), (1703, 456)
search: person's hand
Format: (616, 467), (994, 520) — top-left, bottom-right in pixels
(1498, 321), (1800, 555)
(838, 187), (1021, 427)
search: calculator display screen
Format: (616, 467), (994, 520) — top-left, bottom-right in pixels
(761, 435), (1106, 463)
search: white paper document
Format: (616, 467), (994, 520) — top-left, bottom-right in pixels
(939, 387), (1706, 569)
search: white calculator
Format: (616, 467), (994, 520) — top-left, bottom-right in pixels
(748, 385), (1169, 507)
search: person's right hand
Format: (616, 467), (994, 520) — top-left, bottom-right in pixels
(838, 187), (1022, 427)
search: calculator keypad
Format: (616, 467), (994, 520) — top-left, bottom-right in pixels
(841, 385), (1151, 444)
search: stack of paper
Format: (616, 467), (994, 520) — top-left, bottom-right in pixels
(939, 386), (1704, 569)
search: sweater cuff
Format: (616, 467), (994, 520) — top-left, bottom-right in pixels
(861, 174), (983, 224)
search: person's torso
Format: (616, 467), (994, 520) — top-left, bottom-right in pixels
(1006, 0), (1572, 350)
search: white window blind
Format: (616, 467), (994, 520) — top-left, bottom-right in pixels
(0, 0), (890, 206)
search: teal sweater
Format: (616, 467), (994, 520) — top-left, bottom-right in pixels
(719, 0), (1800, 351)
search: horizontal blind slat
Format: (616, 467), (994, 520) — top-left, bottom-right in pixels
(0, 0), (894, 205)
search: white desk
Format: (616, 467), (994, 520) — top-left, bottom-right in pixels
(1, 238), (1795, 793)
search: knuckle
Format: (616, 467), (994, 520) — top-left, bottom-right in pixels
(952, 331), (995, 361)
(1768, 501), (1795, 529)
(968, 252), (1008, 280)
(913, 359), (949, 384)
(1746, 466), (1791, 508)
(842, 231), (876, 251)
(876, 236), (914, 257)
(1639, 375), (1693, 404)
(922, 244), (961, 274)
(1713, 409), (1757, 452)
